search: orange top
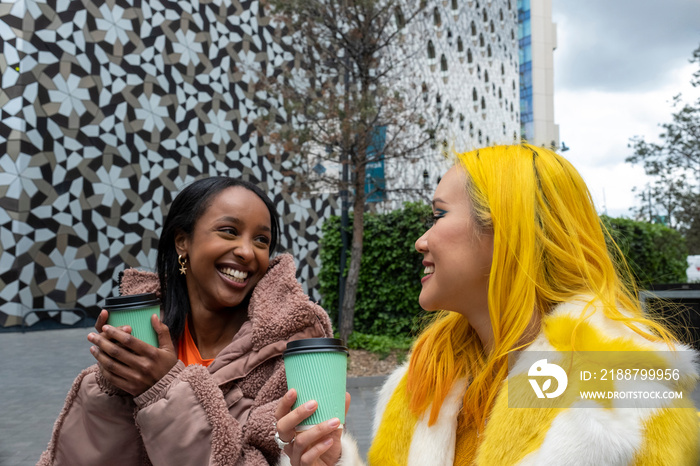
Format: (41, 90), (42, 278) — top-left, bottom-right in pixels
(178, 319), (214, 367)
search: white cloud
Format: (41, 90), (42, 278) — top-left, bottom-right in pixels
(557, 63), (699, 217)
(552, 0), (700, 218)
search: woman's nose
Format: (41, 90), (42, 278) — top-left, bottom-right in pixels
(234, 238), (254, 261)
(415, 231), (428, 253)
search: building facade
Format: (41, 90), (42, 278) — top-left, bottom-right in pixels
(383, 0), (521, 202)
(518, 0), (558, 148)
(0, 0), (522, 329)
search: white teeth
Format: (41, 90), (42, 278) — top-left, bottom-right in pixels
(220, 267), (249, 282)
(424, 266), (435, 274)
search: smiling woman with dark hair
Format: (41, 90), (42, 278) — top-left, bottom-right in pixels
(39, 177), (333, 466)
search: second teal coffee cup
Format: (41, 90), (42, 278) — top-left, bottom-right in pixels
(284, 338), (348, 430)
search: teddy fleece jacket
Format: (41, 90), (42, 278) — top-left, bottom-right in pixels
(38, 254), (333, 466)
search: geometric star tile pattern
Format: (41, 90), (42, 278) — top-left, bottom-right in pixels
(0, 0), (338, 328)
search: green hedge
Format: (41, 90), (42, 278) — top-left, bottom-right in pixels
(319, 202), (432, 337)
(345, 332), (414, 358)
(601, 215), (688, 288)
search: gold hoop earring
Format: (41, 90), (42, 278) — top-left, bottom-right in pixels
(178, 255), (188, 275)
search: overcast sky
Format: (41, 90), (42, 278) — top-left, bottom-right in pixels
(552, 0), (700, 217)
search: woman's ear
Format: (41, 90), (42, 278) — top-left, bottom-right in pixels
(174, 231), (188, 257)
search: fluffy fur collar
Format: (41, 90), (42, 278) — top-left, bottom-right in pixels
(370, 298), (699, 466)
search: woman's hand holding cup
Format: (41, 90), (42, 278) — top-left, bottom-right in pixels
(88, 311), (178, 396)
(274, 388), (351, 466)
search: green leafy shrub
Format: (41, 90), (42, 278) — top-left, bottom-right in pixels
(319, 202), (432, 337)
(601, 215), (688, 288)
(344, 332), (414, 358)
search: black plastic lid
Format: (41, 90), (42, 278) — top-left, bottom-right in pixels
(103, 292), (161, 311)
(284, 338), (348, 356)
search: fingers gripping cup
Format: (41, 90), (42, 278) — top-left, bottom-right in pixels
(284, 338), (349, 430)
(103, 293), (161, 347)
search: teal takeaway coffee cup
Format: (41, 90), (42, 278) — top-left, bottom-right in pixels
(284, 338), (349, 430)
(103, 293), (161, 347)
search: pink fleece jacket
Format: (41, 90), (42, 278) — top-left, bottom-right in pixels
(38, 254), (333, 466)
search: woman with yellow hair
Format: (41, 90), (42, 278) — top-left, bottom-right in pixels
(274, 144), (699, 466)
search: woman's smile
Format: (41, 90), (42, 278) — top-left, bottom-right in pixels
(218, 265), (250, 284)
(421, 262), (435, 283)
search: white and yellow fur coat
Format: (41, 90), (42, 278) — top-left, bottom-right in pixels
(331, 297), (700, 466)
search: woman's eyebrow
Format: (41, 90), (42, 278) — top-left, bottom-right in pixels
(432, 198), (447, 207)
(218, 216), (271, 232)
(219, 215), (242, 224)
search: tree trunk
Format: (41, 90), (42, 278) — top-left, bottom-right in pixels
(339, 162), (366, 343)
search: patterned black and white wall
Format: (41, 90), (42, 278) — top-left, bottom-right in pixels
(0, 0), (519, 329)
(383, 0), (520, 200)
(0, 0), (339, 328)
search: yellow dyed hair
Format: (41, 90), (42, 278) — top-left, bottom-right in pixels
(407, 144), (677, 429)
